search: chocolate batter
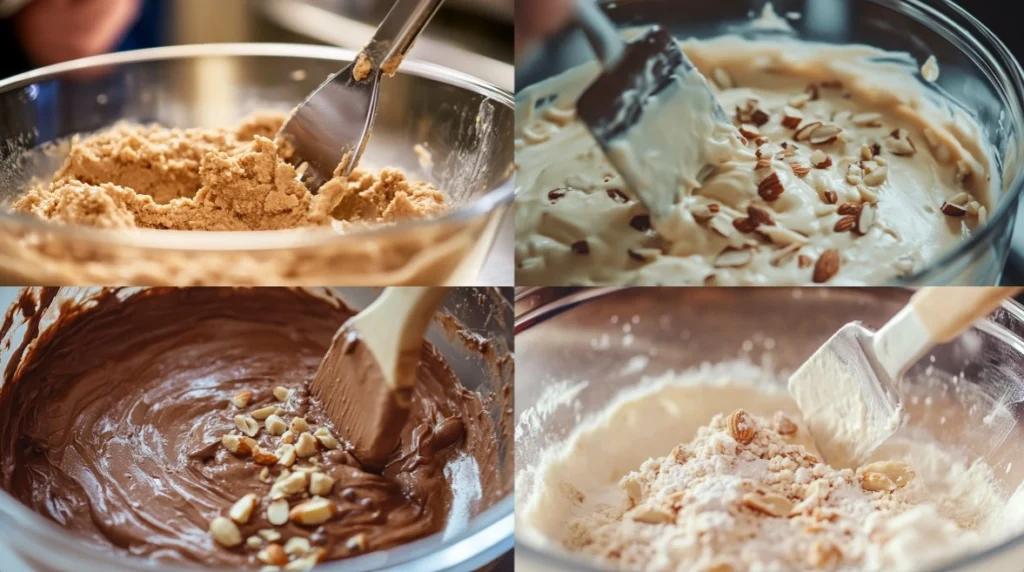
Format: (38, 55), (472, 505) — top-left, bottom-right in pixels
(0, 288), (497, 568)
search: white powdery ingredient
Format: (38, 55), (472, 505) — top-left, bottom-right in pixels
(520, 366), (1020, 572)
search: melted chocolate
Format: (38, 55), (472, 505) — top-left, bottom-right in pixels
(0, 288), (496, 568)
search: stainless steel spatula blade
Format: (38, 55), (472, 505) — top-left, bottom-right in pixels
(787, 323), (905, 469)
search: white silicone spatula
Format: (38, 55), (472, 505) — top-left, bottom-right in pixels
(788, 287), (1021, 469)
(310, 287), (450, 471)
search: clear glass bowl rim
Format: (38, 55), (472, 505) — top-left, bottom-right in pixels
(512, 285), (1024, 572)
(514, 0), (1024, 286)
(0, 43), (515, 252)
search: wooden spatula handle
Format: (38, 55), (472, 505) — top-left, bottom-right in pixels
(911, 287), (1022, 343)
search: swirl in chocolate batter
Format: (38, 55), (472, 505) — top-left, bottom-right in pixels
(0, 288), (497, 568)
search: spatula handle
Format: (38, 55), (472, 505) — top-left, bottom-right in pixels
(910, 287), (1021, 343)
(576, 0), (625, 66)
(365, 0), (445, 67)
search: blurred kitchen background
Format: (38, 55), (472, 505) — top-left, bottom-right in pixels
(0, 0), (514, 286)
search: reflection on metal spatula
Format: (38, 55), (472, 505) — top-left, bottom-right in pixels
(788, 287), (1021, 469)
(277, 0), (445, 191)
(574, 0), (730, 237)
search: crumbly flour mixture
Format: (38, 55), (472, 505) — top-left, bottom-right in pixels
(515, 10), (994, 285)
(11, 113), (446, 230)
(518, 369), (1021, 571)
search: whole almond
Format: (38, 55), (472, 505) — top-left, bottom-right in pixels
(209, 516), (242, 548)
(728, 409), (755, 444)
(813, 249), (841, 283)
(837, 202), (862, 216)
(757, 172), (784, 202)
(834, 215), (857, 233)
(290, 498), (337, 526)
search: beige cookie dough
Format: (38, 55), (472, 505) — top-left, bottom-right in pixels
(12, 113), (446, 231)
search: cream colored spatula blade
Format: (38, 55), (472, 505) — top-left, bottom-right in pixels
(310, 287), (450, 471)
(788, 287), (1020, 469)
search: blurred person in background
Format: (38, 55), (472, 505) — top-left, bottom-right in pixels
(515, 0), (572, 55)
(0, 0), (165, 79)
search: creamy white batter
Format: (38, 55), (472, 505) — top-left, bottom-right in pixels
(517, 365), (1024, 571)
(515, 34), (994, 286)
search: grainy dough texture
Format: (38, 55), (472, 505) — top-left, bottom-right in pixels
(12, 113), (446, 231)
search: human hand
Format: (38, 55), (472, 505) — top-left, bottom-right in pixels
(515, 0), (573, 54)
(13, 0), (142, 66)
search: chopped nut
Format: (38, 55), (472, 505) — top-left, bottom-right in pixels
(571, 240), (590, 255)
(790, 162), (811, 178)
(628, 504), (675, 524)
(258, 543), (288, 566)
(290, 498), (337, 526)
(857, 204), (875, 235)
(270, 471), (308, 500)
(813, 249), (841, 283)
(759, 226), (809, 247)
(284, 536), (312, 556)
(234, 415), (260, 437)
(277, 444), (297, 467)
(231, 390), (253, 409)
(851, 112), (883, 127)
(737, 99), (770, 126)
(728, 409), (755, 444)
(789, 92), (812, 109)
(739, 124), (760, 139)
(948, 191), (970, 206)
(272, 386), (291, 402)
(259, 467), (273, 484)
(862, 461), (915, 488)
(280, 430), (296, 445)
(714, 248), (753, 268)
(834, 215), (857, 233)
(781, 106), (803, 129)
(259, 529), (282, 542)
(793, 121), (823, 142)
(798, 255), (813, 269)
(770, 243), (802, 266)
(265, 414), (287, 436)
(941, 201), (968, 217)
(810, 150), (832, 169)
(253, 445), (279, 466)
(742, 491), (792, 517)
(808, 123), (842, 145)
(251, 405), (277, 421)
(755, 158), (772, 170)
(346, 533), (368, 554)
(309, 472), (336, 496)
(314, 427), (340, 450)
(747, 205), (774, 226)
(222, 434), (256, 456)
(862, 165), (889, 186)
(774, 412), (798, 435)
(885, 128), (916, 156)
(861, 472), (896, 492)
(247, 535), (263, 549)
(979, 205), (988, 224)
(289, 417), (310, 433)
(295, 432), (318, 457)
(229, 493), (259, 524)
(286, 549), (326, 571)
(805, 84), (820, 100)
(209, 516), (242, 548)
(267, 499), (290, 525)
(757, 172), (784, 202)
(808, 539), (843, 568)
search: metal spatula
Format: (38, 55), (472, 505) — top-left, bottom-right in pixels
(277, 0), (445, 191)
(574, 0), (729, 234)
(310, 287), (449, 471)
(788, 287), (1020, 469)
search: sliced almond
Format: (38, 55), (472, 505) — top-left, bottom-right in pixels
(790, 162), (811, 178)
(862, 165), (889, 187)
(759, 225), (809, 247)
(846, 163), (864, 185)
(793, 121), (823, 142)
(209, 516), (242, 548)
(851, 112), (883, 127)
(628, 504), (675, 524)
(941, 201), (968, 216)
(834, 215), (857, 233)
(770, 243), (802, 266)
(229, 493), (259, 524)
(295, 432), (318, 457)
(814, 204), (838, 217)
(781, 106), (803, 129)
(728, 409), (755, 444)
(290, 498), (337, 526)
(742, 491), (792, 517)
(231, 390), (253, 409)
(857, 204), (875, 235)
(222, 434), (256, 456)
(755, 158), (772, 170)
(948, 191), (970, 206)
(979, 205), (988, 224)
(272, 386), (291, 402)
(251, 405), (277, 421)
(289, 417), (310, 433)
(714, 248), (753, 268)
(813, 249), (840, 283)
(258, 543), (288, 566)
(267, 499), (290, 525)
(810, 150), (832, 169)
(885, 128), (917, 156)
(808, 123), (842, 145)
(314, 427), (340, 450)
(712, 68), (734, 89)
(253, 445), (279, 466)
(270, 471), (308, 500)
(309, 472), (336, 496)
(757, 172), (784, 202)
(234, 415), (260, 437)
(789, 92), (812, 109)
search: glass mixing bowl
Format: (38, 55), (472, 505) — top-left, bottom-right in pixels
(515, 0), (1024, 286)
(514, 287), (1024, 571)
(0, 44), (514, 286)
(0, 287), (514, 571)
